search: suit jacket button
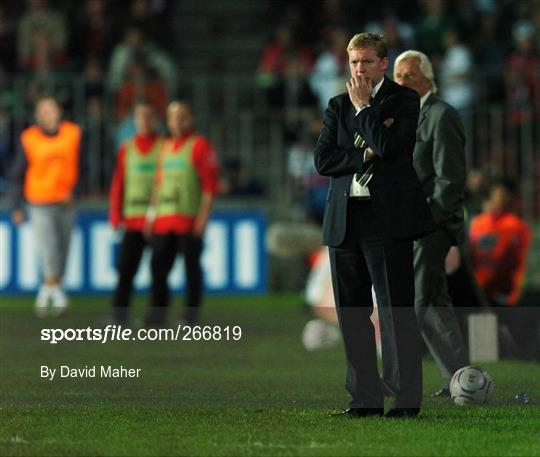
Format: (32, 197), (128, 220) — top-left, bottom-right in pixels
(343, 192), (348, 197)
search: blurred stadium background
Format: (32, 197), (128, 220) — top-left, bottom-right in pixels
(0, 0), (539, 294)
(1, 1), (540, 455)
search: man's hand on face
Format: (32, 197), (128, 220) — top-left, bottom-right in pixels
(346, 75), (373, 110)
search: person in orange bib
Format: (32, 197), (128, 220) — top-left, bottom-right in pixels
(144, 101), (219, 327)
(9, 96), (81, 316)
(469, 178), (532, 357)
(469, 178), (532, 307)
(108, 101), (163, 325)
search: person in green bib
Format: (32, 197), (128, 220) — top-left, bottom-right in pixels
(109, 101), (163, 325)
(144, 101), (219, 326)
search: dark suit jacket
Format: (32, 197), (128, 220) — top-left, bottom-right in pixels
(413, 93), (466, 244)
(314, 76), (435, 246)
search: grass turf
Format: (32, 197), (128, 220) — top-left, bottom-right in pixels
(0, 294), (539, 456)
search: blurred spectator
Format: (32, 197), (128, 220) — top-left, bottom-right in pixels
(107, 27), (178, 96)
(118, 0), (169, 47)
(80, 59), (106, 195)
(115, 59), (168, 122)
(8, 96), (81, 317)
(22, 31), (72, 109)
(257, 25), (314, 108)
(23, 28), (66, 70)
(505, 20), (540, 125)
(70, 0), (113, 69)
(321, 0), (353, 29)
(281, 55), (319, 120)
(464, 169), (491, 221)
(415, 0), (454, 67)
(453, 0), (488, 36)
(108, 101), (163, 325)
(17, 0), (66, 69)
(309, 26), (349, 113)
(220, 159), (264, 197)
(287, 117), (328, 225)
(0, 5), (17, 72)
(446, 169), (492, 326)
(472, 12), (508, 104)
(83, 59), (105, 108)
(146, 100), (220, 327)
(366, 9), (414, 73)
(274, 3), (312, 42)
(439, 29), (473, 114)
(469, 178), (532, 307)
(0, 62), (21, 117)
(469, 177), (534, 359)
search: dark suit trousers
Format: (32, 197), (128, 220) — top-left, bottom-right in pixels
(413, 229), (469, 383)
(329, 199), (423, 409)
(112, 230), (147, 311)
(149, 233), (203, 325)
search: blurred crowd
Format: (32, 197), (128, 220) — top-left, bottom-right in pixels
(273, 0), (540, 224)
(0, 0), (178, 196)
(1, 0), (537, 358)
(0, 0), (173, 119)
(1, 1), (539, 201)
(258, 0), (540, 116)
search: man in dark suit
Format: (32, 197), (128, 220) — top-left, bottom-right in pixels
(314, 33), (435, 418)
(393, 50), (469, 397)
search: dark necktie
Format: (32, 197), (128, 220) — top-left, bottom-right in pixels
(354, 131), (373, 186)
(353, 94), (376, 186)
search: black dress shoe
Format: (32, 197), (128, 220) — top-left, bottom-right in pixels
(431, 387), (450, 398)
(331, 408), (384, 418)
(384, 408), (420, 418)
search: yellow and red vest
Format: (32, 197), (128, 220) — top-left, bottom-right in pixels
(123, 138), (162, 218)
(155, 136), (202, 217)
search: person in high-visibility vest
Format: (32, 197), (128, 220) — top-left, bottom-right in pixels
(144, 101), (219, 327)
(469, 178), (532, 357)
(9, 96), (81, 316)
(469, 178), (531, 307)
(109, 101), (163, 324)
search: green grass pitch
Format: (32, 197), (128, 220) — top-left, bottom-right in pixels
(1, 294), (539, 456)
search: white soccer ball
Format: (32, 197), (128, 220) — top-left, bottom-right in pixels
(450, 366), (495, 405)
(302, 319), (341, 351)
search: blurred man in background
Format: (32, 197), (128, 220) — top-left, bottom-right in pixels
(469, 178), (533, 358)
(394, 50), (469, 398)
(108, 101), (162, 325)
(469, 178), (531, 308)
(9, 95), (81, 316)
(144, 101), (219, 327)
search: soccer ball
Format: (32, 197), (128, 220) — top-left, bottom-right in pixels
(302, 319), (341, 351)
(450, 366), (495, 405)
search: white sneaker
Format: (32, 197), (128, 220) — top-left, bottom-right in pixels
(35, 285), (51, 318)
(50, 287), (69, 316)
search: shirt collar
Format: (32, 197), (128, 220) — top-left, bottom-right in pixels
(420, 90), (432, 109)
(371, 78), (385, 99)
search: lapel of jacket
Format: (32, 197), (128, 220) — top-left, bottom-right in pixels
(418, 93), (435, 128)
(346, 97), (359, 141)
(371, 76), (391, 107)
